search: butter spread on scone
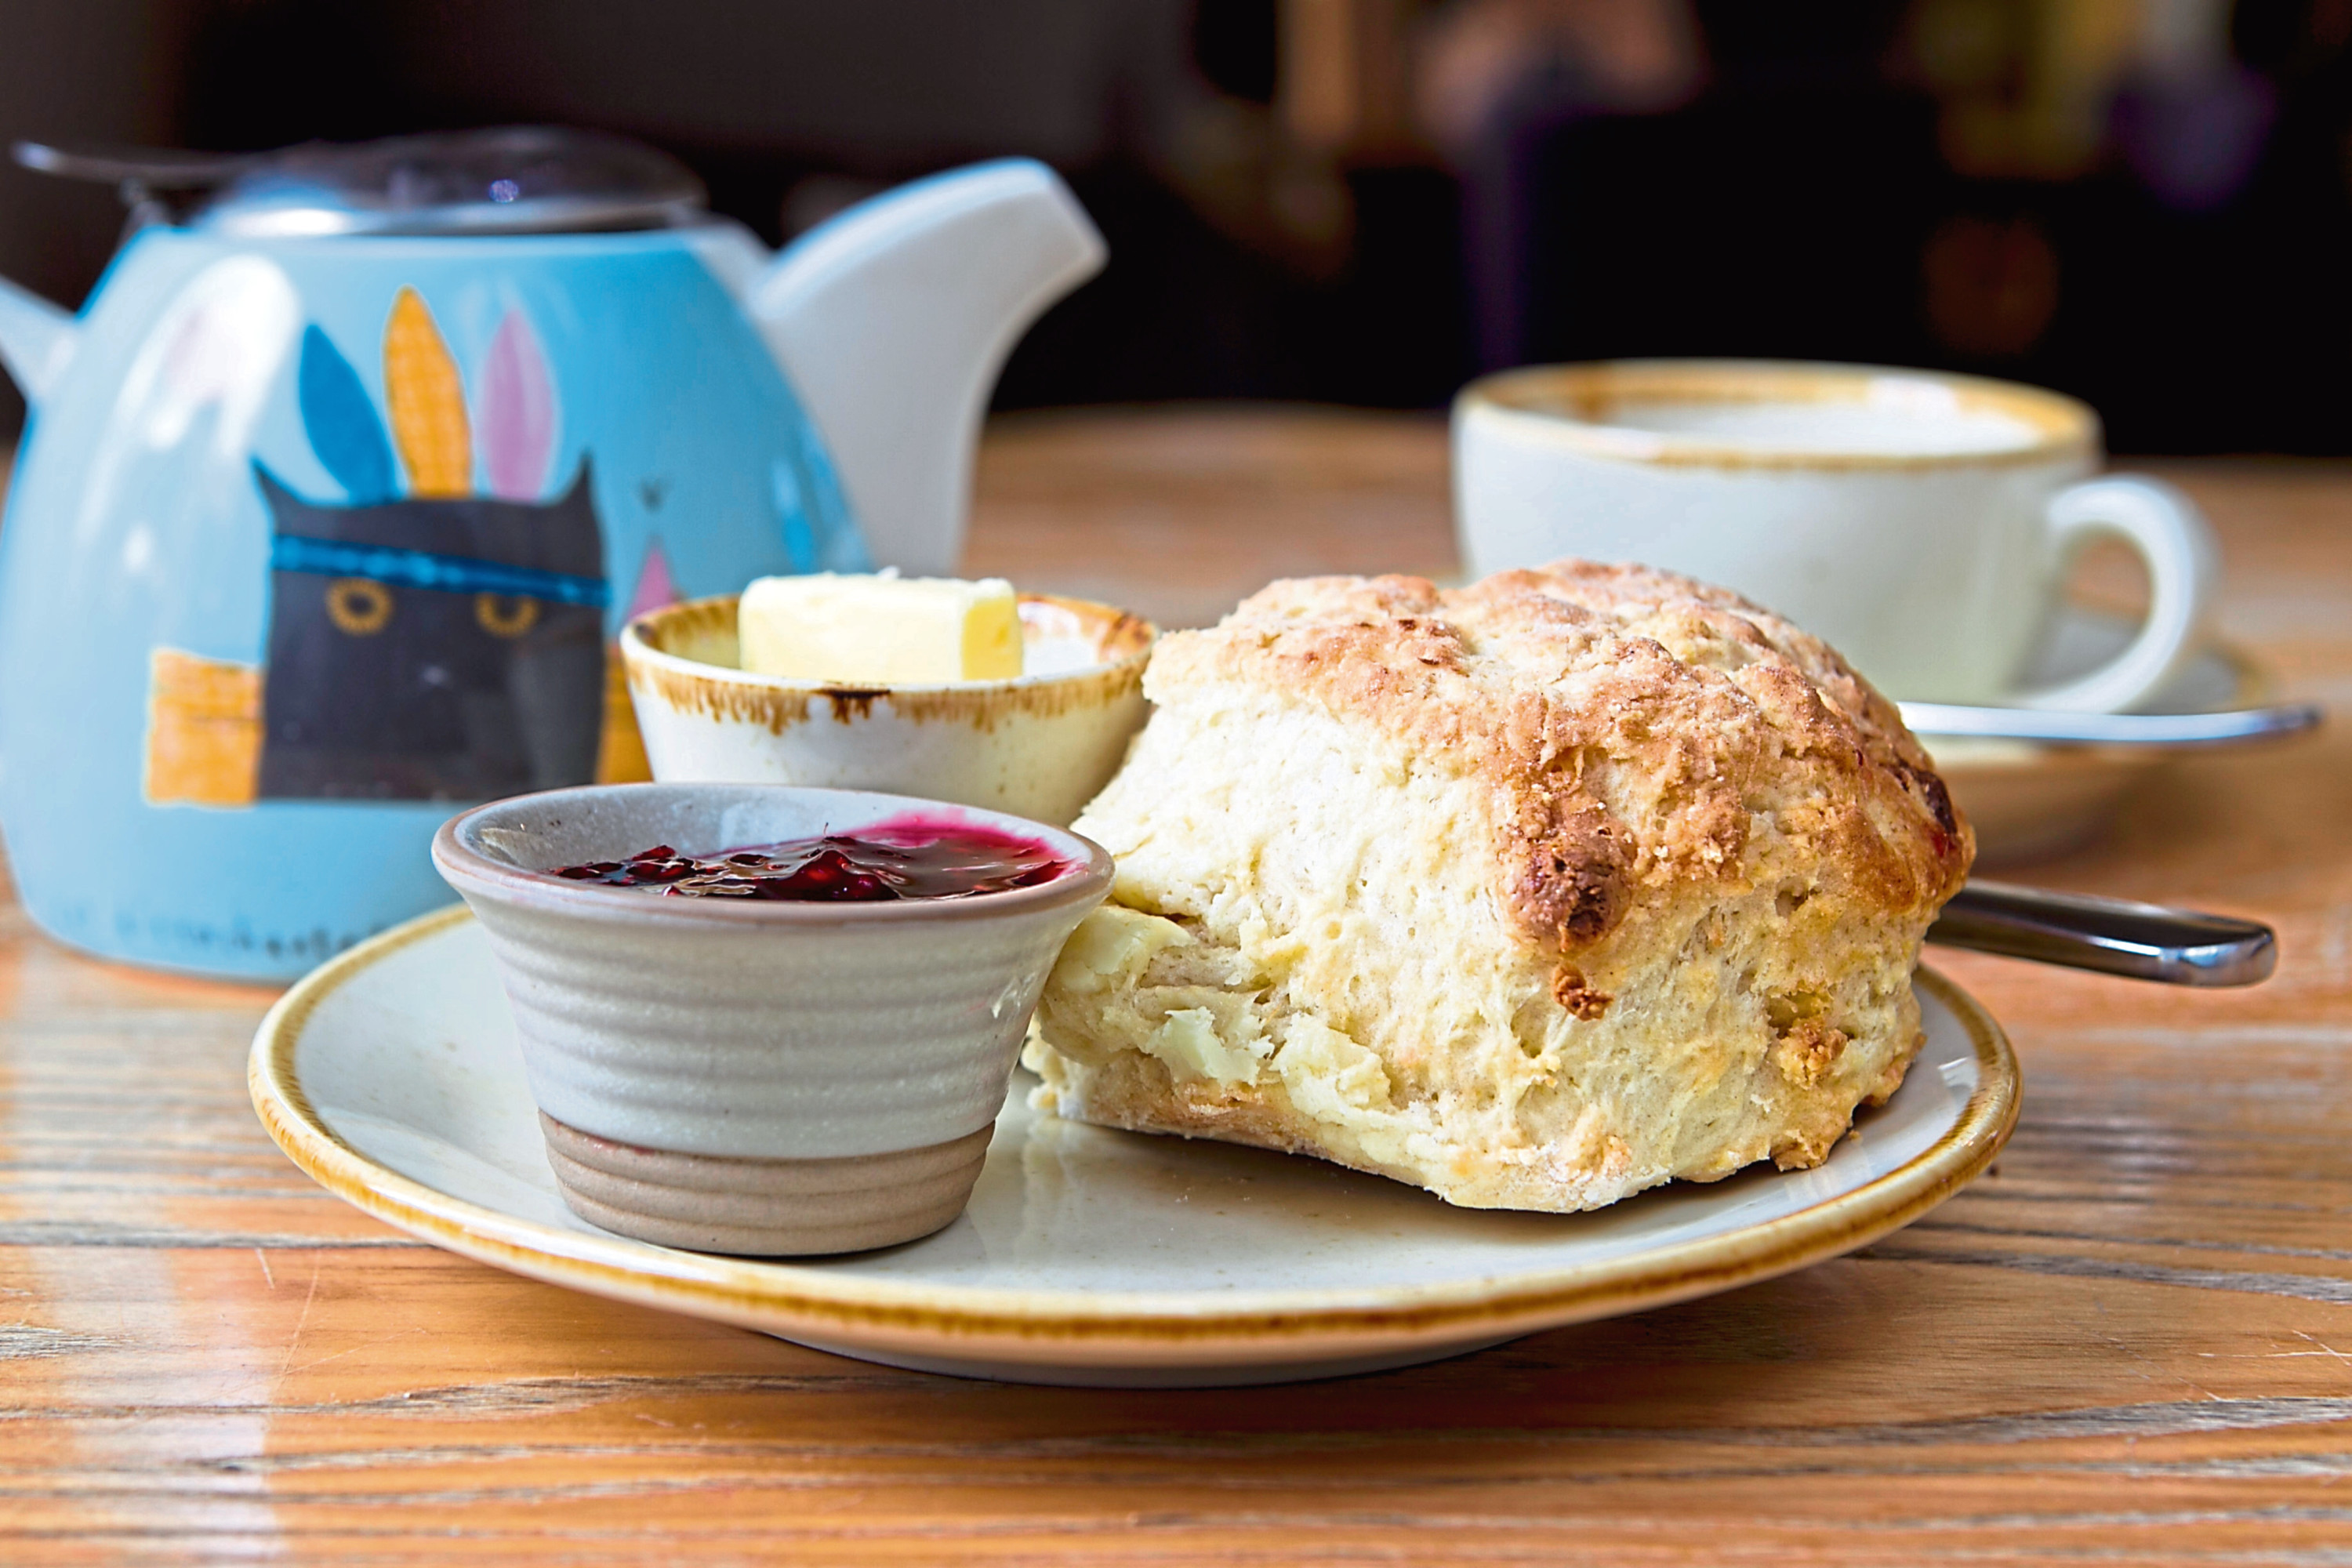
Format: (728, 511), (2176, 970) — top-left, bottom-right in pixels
(1023, 560), (1973, 1213)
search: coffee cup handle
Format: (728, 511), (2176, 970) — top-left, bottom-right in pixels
(2009, 475), (2220, 713)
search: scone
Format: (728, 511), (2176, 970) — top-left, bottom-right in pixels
(1024, 560), (1973, 1212)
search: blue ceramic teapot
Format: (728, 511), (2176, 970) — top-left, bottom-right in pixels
(0, 129), (1102, 978)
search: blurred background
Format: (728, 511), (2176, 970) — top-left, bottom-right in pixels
(0, 0), (2344, 452)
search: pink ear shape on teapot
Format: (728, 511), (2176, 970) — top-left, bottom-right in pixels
(477, 310), (556, 501)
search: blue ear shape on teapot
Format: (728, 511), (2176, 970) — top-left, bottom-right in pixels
(297, 326), (396, 504)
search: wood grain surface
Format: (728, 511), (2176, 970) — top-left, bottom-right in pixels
(4, 409), (2351, 1564)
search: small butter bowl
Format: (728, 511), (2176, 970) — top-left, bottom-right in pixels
(432, 782), (1112, 1256)
(620, 592), (1156, 827)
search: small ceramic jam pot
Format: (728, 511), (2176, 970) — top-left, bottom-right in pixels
(432, 782), (1112, 1255)
(619, 592), (1154, 827)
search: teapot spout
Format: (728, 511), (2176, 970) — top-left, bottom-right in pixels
(0, 274), (78, 408)
(748, 159), (1105, 574)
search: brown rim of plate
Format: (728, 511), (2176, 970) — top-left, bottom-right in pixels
(249, 906), (2019, 1363)
(1458, 359), (2100, 472)
(622, 591), (1157, 696)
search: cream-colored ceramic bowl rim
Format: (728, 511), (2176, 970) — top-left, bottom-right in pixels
(249, 906), (2018, 1365)
(619, 590), (1156, 700)
(433, 783), (1116, 931)
(1459, 359), (2100, 471)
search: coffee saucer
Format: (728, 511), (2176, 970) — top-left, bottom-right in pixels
(1929, 609), (2267, 865)
(251, 907), (2018, 1388)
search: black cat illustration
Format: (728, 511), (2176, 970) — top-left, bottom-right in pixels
(252, 464), (608, 801)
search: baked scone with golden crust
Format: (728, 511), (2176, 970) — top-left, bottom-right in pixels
(1023, 560), (1973, 1212)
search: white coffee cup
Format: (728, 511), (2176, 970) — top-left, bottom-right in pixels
(1453, 360), (2219, 710)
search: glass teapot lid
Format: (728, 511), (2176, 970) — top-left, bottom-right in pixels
(15, 126), (707, 237)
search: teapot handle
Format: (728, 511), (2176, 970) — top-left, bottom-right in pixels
(747, 160), (1105, 575)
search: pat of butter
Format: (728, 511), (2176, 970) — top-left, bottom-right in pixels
(737, 573), (1022, 684)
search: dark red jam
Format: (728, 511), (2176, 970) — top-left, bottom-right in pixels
(549, 817), (1072, 902)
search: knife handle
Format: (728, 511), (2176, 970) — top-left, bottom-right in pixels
(1928, 880), (2277, 987)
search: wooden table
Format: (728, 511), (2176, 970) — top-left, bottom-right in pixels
(5, 408), (2351, 1563)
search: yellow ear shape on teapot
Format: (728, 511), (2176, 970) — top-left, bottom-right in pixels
(382, 287), (472, 497)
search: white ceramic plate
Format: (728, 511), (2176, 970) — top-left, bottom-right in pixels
(1934, 608), (2263, 865)
(252, 908), (2019, 1387)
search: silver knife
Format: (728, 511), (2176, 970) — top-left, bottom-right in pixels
(1928, 880), (2275, 985)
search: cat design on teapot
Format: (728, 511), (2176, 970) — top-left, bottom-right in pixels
(148, 291), (620, 808)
